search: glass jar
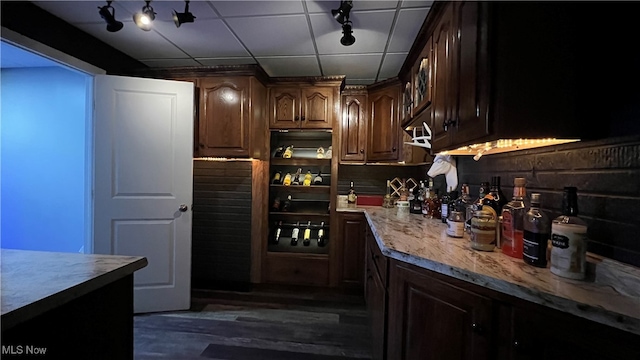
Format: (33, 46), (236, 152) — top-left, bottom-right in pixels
(446, 211), (465, 238)
(470, 210), (497, 251)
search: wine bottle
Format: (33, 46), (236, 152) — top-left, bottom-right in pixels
(283, 145), (293, 158)
(303, 170), (312, 186)
(290, 221), (300, 246)
(281, 194), (292, 212)
(313, 171), (323, 185)
(271, 221), (282, 244)
(292, 168), (302, 185)
(273, 146), (284, 158)
(317, 221), (326, 247)
(303, 221), (312, 246)
(271, 197), (281, 212)
(283, 172), (292, 186)
(271, 171), (282, 184)
(347, 181), (357, 204)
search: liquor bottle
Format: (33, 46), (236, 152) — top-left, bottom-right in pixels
(316, 146), (325, 159)
(410, 185), (423, 214)
(523, 193), (551, 267)
(492, 176), (509, 211)
(303, 170), (313, 186)
(270, 221), (282, 244)
(550, 187), (588, 279)
(317, 221), (326, 247)
(501, 177), (527, 258)
(313, 170), (323, 185)
(424, 178), (440, 219)
(482, 177), (504, 219)
(383, 180), (394, 208)
(281, 194), (292, 212)
(290, 221), (300, 246)
(469, 182), (490, 233)
(325, 146), (332, 158)
(455, 183), (475, 233)
(283, 172), (292, 186)
(271, 171), (282, 184)
(283, 145), (293, 158)
(420, 181), (429, 215)
(273, 146), (284, 158)
(292, 168), (302, 185)
(303, 221), (312, 246)
(440, 186), (455, 224)
(347, 181), (357, 204)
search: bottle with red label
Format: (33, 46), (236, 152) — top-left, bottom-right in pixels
(500, 177), (527, 258)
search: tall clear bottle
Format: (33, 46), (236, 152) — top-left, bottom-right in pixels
(523, 193), (551, 267)
(347, 181), (357, 204)
(500, 177), (527, 258)
(455, 183), (475, 233)
(468, 182), (489, 233)
(550, 187), (588, 279)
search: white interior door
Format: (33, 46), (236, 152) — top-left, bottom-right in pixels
(93, 75), (193, 313)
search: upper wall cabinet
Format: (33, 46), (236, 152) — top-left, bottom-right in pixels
(199, 76), (267, 158)
(269, 78), (344, 129)
(340, 89), (368, 162)
(367, 81), (402, 162)
(400, 1), (613, 153)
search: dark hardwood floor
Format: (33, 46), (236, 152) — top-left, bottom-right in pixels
(134, 285), (372, 360)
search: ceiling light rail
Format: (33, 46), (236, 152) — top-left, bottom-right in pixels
(99, 1), (196, 32)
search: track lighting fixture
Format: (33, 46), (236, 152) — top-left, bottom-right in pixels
(133, 0), (156, 31)
(341, 21), (356, 46)
(331, 0), (353, 25)
(173, 0), (196, 28)
(98, 1), (123, 32)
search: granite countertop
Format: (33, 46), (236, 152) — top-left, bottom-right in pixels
(338, 204), (640, 336)
(1, 249), (148, 331)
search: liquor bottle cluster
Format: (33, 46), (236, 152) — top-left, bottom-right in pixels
(272, 168), (324, 186)
(269, 221), (327, 247)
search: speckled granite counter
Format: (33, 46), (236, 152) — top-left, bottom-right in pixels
(1, 249), (148, 331)
(338, 205), (640, 336)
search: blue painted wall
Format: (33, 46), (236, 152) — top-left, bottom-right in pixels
(1, 66), (89, 252)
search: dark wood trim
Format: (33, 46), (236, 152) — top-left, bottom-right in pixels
(366, 76), (401, 93)
(133, 64), (271, 85)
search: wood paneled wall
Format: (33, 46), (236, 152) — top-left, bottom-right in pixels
(192, 160), (253, 290)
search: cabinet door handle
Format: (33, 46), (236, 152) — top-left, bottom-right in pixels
(471, 323), (484, 334)
(360, 149), (364, 153)
(301, 115), (306, 121)
(443, 118), (458, 132)
(199, 143), (204, 148)
(392, 147), (397, 152)
(295, 115), (299, 121)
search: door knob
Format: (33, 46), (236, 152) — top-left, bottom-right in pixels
(179, 204), (188, 212)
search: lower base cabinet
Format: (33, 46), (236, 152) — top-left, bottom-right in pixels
(387, 261), (493, 360)
(363, 222), (640, 360)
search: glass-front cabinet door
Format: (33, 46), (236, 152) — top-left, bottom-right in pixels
(413, 35), (433, 114)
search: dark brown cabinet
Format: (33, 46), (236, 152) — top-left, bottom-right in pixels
(340, 92), (367, 162)
(269, 86), (336, 129)
(367, 80), (401, 162)
(387, 260), (493, 360)
(336, 213), (366, 289)
(198, 76), (266, 158)
(365, 225), (388, 360)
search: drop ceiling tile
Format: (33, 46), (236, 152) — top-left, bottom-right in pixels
(151, 19), (249, 58)
(114, 1), (219, 22)
(256, 56), (321, 77)
(378, 52), (408, 80)
(401, 0), (434, 9)
(388, 7), (430, 52)
(140, 58), (202, 67)
(226, 15), (315, 56)
(319, 53), (382, 80)
(306, 0), (400, 13)
(196, 57), (257, 66)
(311, 11), (395, 55)
(211, 1), (304, 17)
(74, 22), (187, 59)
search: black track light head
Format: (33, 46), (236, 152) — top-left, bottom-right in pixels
(133, 0), (156, 31)
(340, 21), (356, 46)
(173, 0), (196, 28)
(98, 1), (123, 32)
(331, 0), (353, 25)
